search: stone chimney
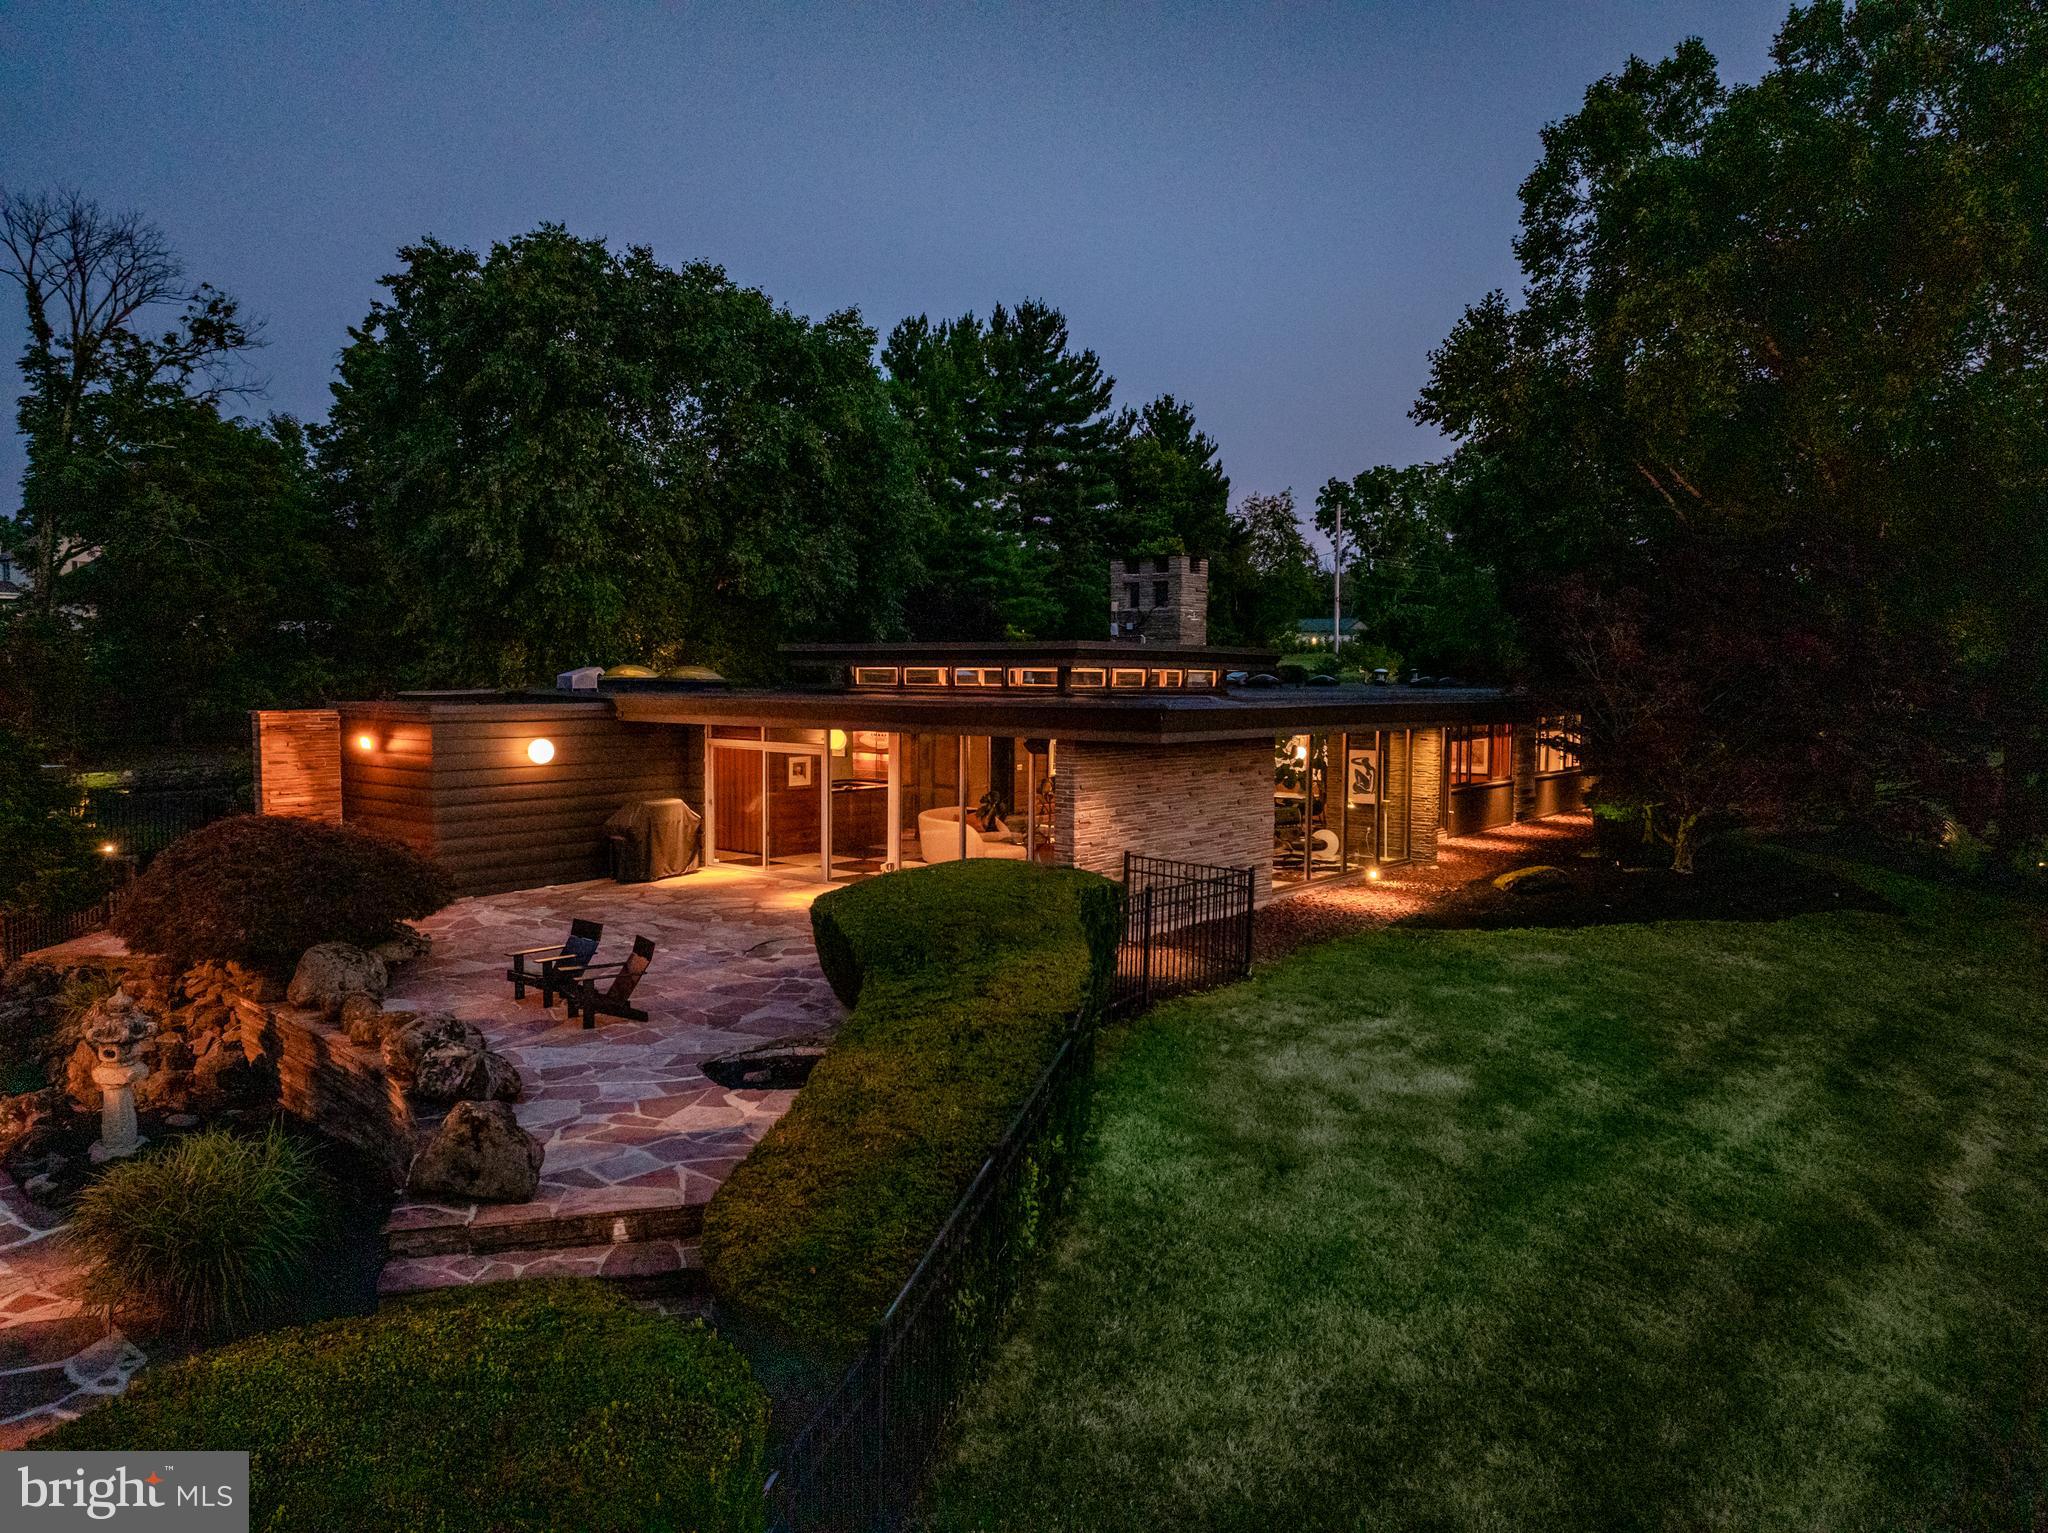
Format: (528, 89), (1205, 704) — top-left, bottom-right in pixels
(1109, 554), (1208, 645)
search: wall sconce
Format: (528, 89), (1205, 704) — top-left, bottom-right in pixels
(526, 738), (555, 765)
(829, 730), (848, 754)
(354, 732), (377, 753)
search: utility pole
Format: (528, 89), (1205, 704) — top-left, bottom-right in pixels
(1331, 498), (1343, 658)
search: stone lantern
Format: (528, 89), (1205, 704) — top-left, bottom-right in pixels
(83, 989), (156, 1162)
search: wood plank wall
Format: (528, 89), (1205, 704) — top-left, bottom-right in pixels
(425, 708), (692, 895)
(336, 706), (438, 857)
(252, 710), (343, 823)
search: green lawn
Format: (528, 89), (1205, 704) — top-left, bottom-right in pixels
(924, 861), (2048, 1531)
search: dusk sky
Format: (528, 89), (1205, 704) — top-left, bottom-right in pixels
(0, 1), (1790, 533)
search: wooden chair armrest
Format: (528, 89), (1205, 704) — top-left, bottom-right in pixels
(508, 944), (570, 959)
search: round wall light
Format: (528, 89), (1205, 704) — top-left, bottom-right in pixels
(354, 732), (376, 753)
(526, 738), (556, 765)
(829, 729), (848, 753)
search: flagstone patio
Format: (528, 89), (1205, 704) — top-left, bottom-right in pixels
(379, 862), (845, 1263)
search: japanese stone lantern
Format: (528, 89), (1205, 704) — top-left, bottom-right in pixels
(83, 989), (156, 1162)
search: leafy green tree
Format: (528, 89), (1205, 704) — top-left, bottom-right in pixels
(1314, 463), (1517, 677)
(1, 189), (347, 754)
(1415, 0), (2048, 861)
(323, 226), (931, 686)
(0, 726), (112, 914)
(1208, 490), (1320, 648)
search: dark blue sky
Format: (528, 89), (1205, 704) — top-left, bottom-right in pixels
(0, 1), (1789, 532)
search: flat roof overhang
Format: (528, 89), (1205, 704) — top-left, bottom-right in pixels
(781, 640), (1281, 671)
(607, 684), (1532, 745)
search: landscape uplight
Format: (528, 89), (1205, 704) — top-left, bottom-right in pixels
(100, 841), (119, 857)
(526, 738), (556, 765)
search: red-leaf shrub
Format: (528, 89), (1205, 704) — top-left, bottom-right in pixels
(113, 815), (453, 972)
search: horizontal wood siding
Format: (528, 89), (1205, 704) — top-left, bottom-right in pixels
(427, 710), (686, 895)
(337, 706), (435, 855)
(253, 710), (343, 823)
(1447, 781), (1512, 837)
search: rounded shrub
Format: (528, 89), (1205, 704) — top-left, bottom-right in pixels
(46, 1279), (769, 1533)
(708, 860), (1121, 1357)
(112, 813), (452, 972)
(69, 1127), (324, 1339)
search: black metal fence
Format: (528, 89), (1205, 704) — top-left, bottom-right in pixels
(0, 884), (130, 968)
(766, 1021), (1098, 1533)
(1, 788), (238, 968)
(1112, 852), (1256, 1014)
(84, 785), (242, 865)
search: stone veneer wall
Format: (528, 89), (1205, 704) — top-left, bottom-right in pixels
(1512, 724), (1539, 823)
(1408, 727), (1445, 865)
(252, 709), (342, 823)
(231, 994), (416, 1187)
(1054, 738), (1275, 901)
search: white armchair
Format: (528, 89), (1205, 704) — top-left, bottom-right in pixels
(917, 805), (1029, 863)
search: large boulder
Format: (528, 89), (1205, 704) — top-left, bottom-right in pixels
(379, 1013), (483, 1082)
(407, 1101), (542, 1203)
(411, 1045), (523, 1105)
(286, 943), (388, 1019)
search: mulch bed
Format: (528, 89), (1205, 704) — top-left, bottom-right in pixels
(1397, 842), (1891, 932)
(1252, 819), (1889, 962)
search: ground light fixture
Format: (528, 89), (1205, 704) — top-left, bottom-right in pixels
(99, 841), (118, 857)
(526, 737), (555, 765)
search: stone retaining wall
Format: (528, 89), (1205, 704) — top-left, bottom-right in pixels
(230, 996), (417, 1187)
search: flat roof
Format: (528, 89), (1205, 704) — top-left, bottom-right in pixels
(606, 681), (1529, 745)
(781, 640), (1280, 669)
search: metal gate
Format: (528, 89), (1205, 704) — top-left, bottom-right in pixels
(1112, 852), (1255, 1014)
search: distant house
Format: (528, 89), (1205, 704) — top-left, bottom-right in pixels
(0, 552), (23, 603)
(1292, 616), (1362, 649)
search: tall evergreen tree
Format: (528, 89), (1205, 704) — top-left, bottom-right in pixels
(981, 300), (1126, 635)
(1112, 394), (1232, 558)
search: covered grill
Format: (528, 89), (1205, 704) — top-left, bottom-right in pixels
(604, 797), (701, 882)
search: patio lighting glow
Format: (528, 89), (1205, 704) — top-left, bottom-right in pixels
(100, 841), (118, 857)
(526, 738), (556, 765)
(354, 732), (376, 752)
(1367, 867), (1382, 880)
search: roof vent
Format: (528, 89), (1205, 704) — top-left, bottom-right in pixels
(557, 666), (604, 691)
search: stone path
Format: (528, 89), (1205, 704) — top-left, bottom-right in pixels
(0, 1179), (144, 1447)
(379, 863), (844, 1279)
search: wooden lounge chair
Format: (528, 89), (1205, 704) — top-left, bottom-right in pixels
(505, 918), (602, 1007)
(570, 935), (656, 1029)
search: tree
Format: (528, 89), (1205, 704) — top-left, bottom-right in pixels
(1414, 1), (2048, 865)
(980, 301), (1126, 636)
(1208, 490), (1320, 648)
(1314, 463), (1517, 677)
(1111, 394), (1232, 558)
(1, 188), (259, 623)
(882, 312), (1033, 638)
(0, 726), (112, 915)
(322, 227), (932, 685)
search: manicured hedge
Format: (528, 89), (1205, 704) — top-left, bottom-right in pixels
(46, 1280), (768, 1533)
(702, 860), (1121, 1358)
(112, 814), (452, 972)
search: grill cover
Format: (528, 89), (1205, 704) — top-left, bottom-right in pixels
(604, 797), (700, 882)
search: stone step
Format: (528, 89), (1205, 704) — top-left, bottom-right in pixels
(382, 1195), (705, 1259)
(377, 1237), (704, 1300)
